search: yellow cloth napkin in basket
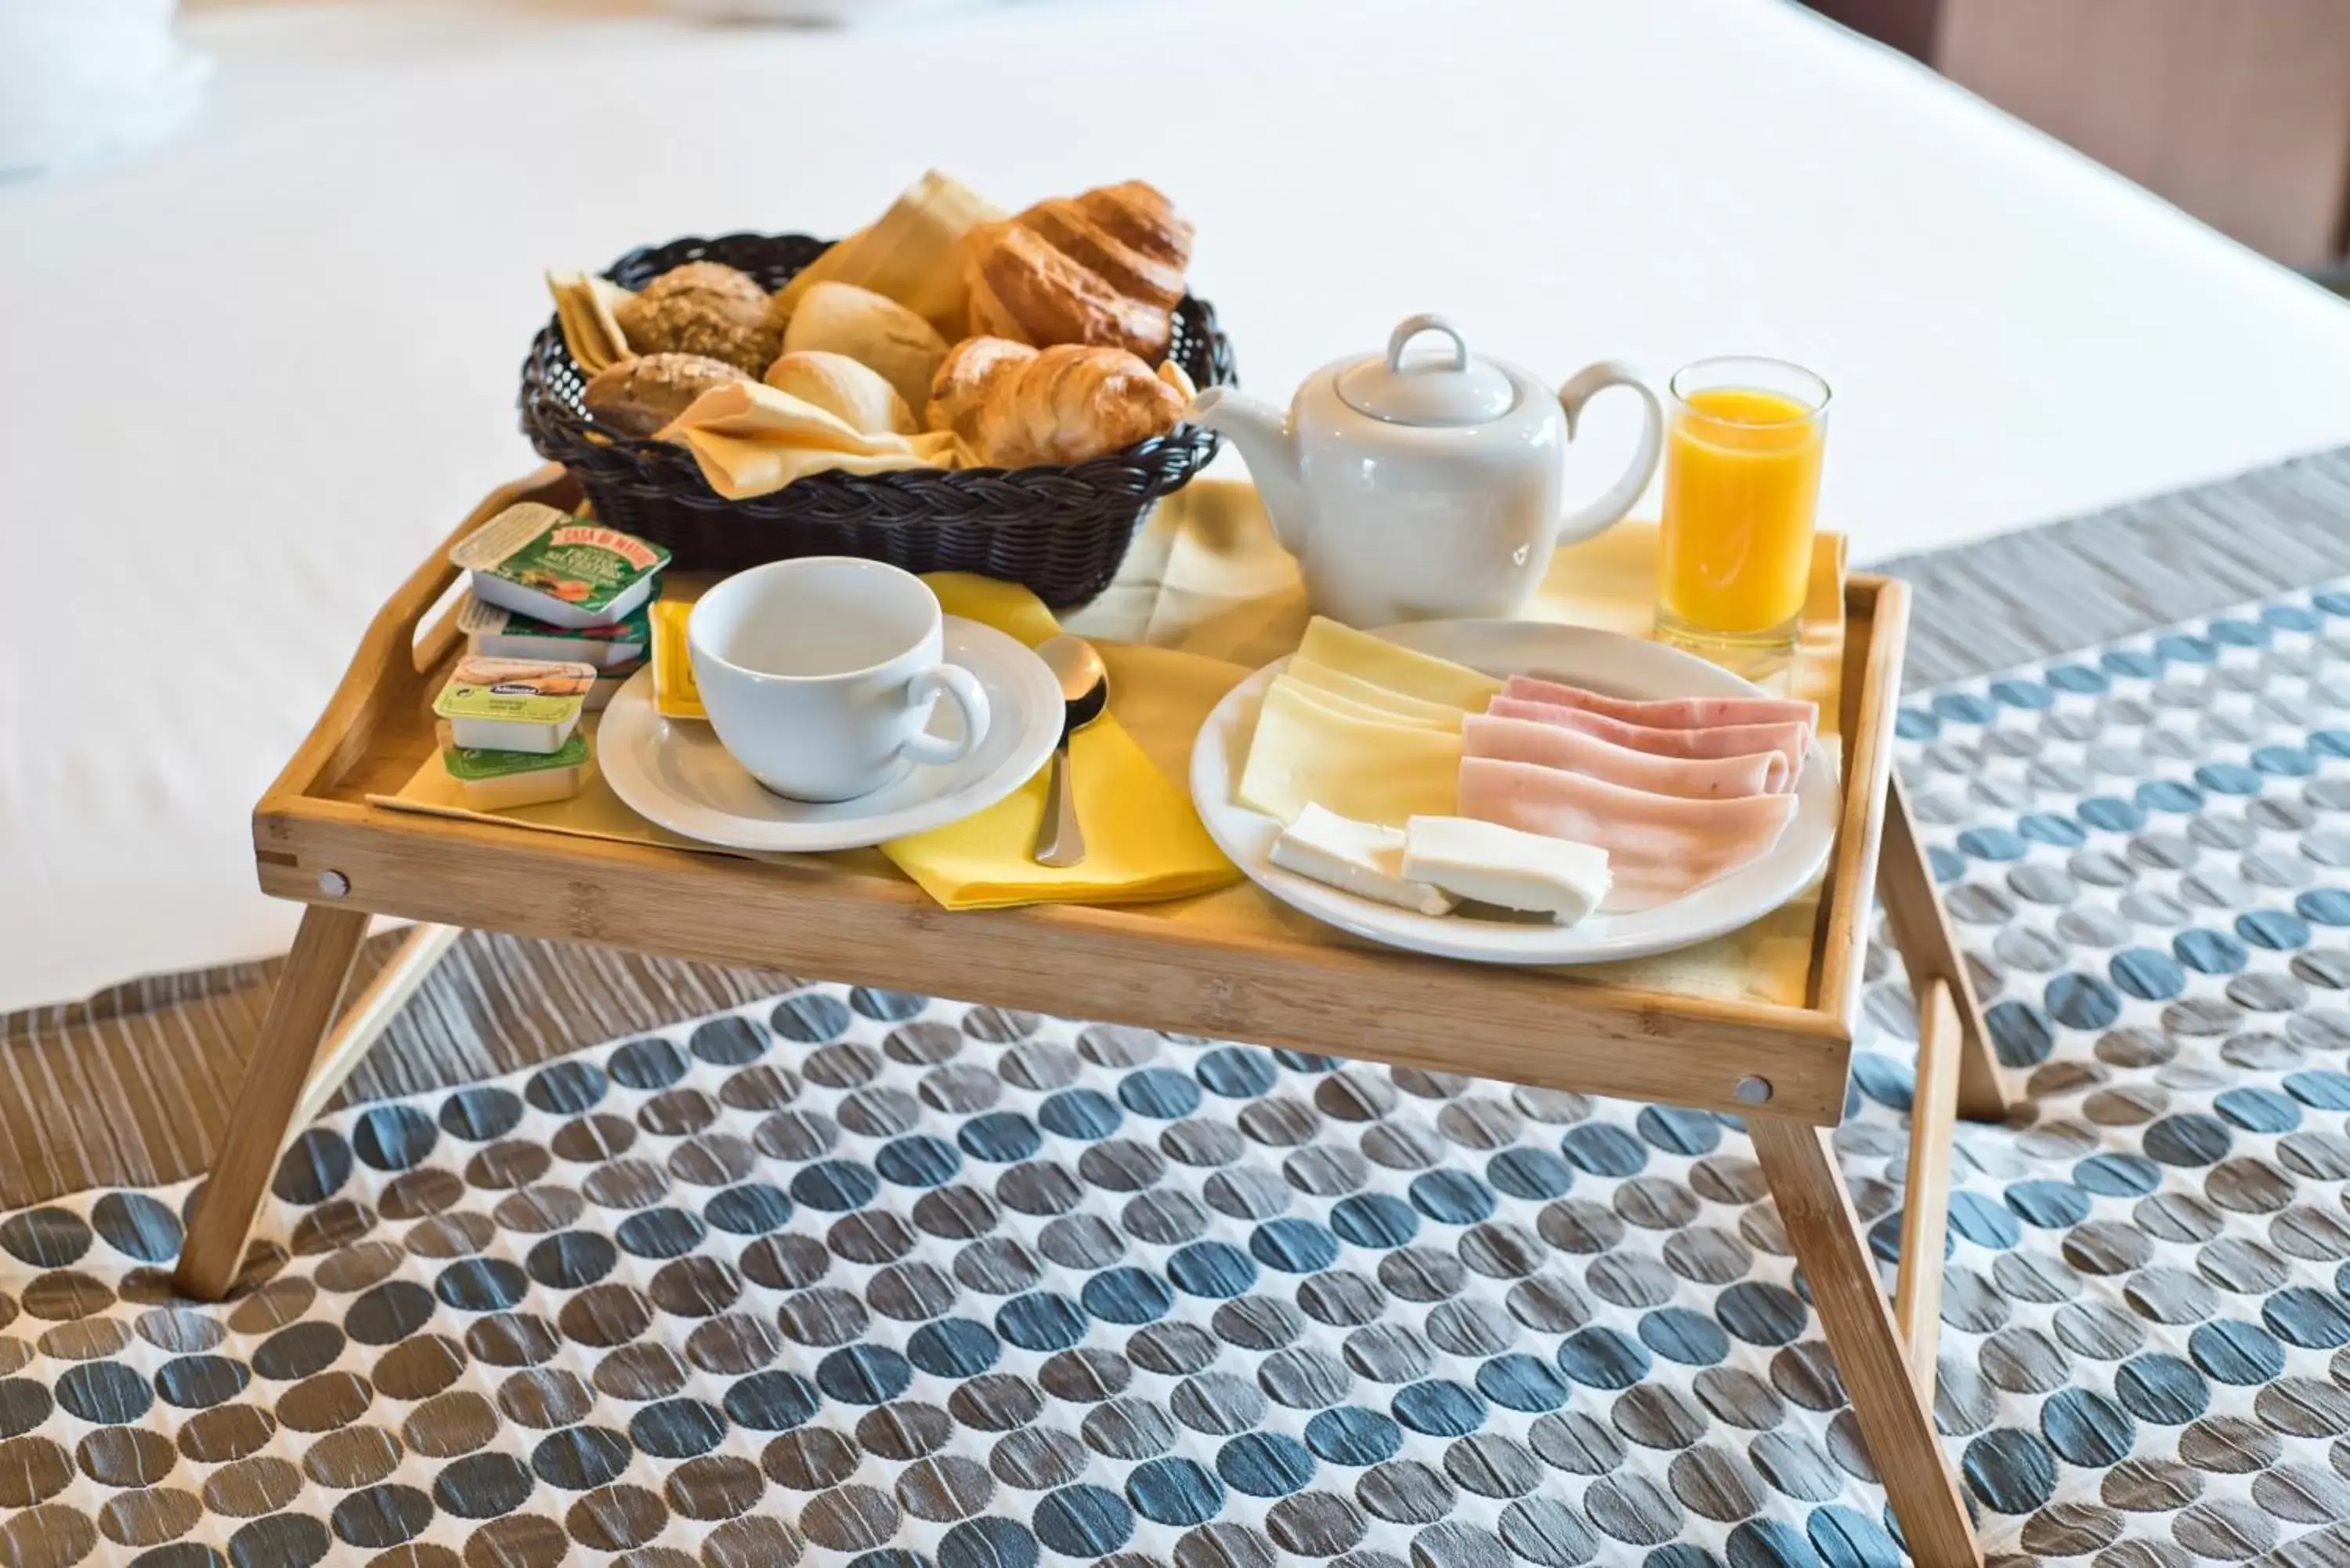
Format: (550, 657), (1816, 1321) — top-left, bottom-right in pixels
(544, 270), (634, 376)
(657, 381), (965, 500)
(877, 574), (1244, 909)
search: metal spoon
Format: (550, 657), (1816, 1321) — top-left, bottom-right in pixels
(1034, 635), (1110, 867)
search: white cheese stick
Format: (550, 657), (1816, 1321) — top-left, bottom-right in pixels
(1271, 804), (1458, 916)
(1402, 815), (1611, 924)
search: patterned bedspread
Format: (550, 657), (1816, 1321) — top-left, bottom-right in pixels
(2, 583), (2349, 1567)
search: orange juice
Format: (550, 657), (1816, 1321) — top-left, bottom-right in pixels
(1658, 383), (1825, 641)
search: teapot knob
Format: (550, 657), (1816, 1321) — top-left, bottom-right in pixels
(1386, 314), (1471, 374)
(1340, 313), (1513, 425)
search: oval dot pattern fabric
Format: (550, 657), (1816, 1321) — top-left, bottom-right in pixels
(2, 587), (2349, 1566)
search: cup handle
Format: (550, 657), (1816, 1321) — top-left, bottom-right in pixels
(899, 665), (991, 768)
(1556, 361), (1665, 546)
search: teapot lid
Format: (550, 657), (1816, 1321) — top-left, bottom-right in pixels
(1336, 315), (1518, 426)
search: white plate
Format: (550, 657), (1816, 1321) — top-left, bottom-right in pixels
(598, 616), (1062, 853)
(1190, 620), (1839, 965)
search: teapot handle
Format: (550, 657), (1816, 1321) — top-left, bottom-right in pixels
(1555, 362), (1663, 546)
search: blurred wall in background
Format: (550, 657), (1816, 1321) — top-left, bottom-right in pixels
(1806, 0), (2350, 276)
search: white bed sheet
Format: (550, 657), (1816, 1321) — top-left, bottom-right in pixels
(6, 0), (2350, 1013)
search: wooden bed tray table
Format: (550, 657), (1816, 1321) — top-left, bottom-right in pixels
(182, 471), (2010, 1567)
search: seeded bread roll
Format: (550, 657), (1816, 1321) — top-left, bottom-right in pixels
(613, 261), (778, 375)
(581, 352), (750, 437)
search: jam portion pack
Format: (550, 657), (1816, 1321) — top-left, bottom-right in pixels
(450, 502), (671, 629)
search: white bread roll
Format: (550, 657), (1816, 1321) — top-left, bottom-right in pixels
(763, 349), (916, 436)
(782, 282), (949, 416)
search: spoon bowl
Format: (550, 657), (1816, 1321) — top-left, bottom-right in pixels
(1034, 635), (1111, 867)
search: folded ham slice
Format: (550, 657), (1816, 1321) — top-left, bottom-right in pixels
(1503, 674), (1817, 734)
(1459, 757), (1798, 912)
(1463, 713), (1789, 799)
(1488, 695), (1811, 777)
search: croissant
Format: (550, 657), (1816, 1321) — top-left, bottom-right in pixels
(963, 182), (1191, 365)
(1015, 182), (1192, 310)
(927, 336), (1039, 446)
(1079, 182), (1192, 261)
(934, 341), (1184, 468)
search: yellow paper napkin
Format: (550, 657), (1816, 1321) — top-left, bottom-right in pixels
(877, 574), (1245, 909)
(657, 381), (964, 500)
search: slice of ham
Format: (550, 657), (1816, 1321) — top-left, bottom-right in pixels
(1464, 713), (1789, 799)
(1489, 695), (1811, 777)
(1458, 757), (1798, 912)
(1503, 674), (1817, 734)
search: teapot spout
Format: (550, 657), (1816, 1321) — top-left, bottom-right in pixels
(1186, 386), (1311, 556)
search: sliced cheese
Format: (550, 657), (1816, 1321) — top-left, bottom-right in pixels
(1271, 804), (1456, 916)
(1267, 673), (1455, 734)
(1297, 616), (1504, 710)
(1402, 815), (1612, 924)
(1285, 656), (1466, 728)
(1239, 678), (1462, 827)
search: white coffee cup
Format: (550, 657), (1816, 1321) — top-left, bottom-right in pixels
(689, 557), (990, 802)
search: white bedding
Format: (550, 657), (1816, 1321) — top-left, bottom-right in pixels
(5, 0), (2350, 1012)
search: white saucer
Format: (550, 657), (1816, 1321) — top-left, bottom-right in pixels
(598, 616), (1063, 853)
(1190, 620), (1839, 966)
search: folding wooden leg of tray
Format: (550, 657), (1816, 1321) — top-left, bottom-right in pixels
(172, 472), (2011, 1566)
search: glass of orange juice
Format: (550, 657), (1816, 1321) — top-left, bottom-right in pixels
(1656, 356), (1829, 658)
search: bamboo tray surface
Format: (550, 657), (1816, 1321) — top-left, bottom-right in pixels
(257, 471), (1911, 1128)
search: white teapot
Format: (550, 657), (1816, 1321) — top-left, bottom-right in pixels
(1187, 315), (1661, 628)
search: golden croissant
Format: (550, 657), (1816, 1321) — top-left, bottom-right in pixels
(964, 181), (1193, 366)
(929, 338), (1184, 468)
(1017, 182), (1192, 310)
(927, 336), (1038, 447)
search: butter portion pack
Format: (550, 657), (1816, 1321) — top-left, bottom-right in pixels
(440, 731), (592, 810)
(432, 655), (597, 753)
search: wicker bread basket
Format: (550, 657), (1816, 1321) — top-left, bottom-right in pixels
(519, 232), (1235, 608)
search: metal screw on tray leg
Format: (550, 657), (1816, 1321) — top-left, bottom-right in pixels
(1736, 1075), (1773, 1106)
(318, 870), (350, 898)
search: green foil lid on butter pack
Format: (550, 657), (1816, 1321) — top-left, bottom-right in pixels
(450, 502), (671, 629)
(440, 732), (591, 811)
(441, 732), (589, 782)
